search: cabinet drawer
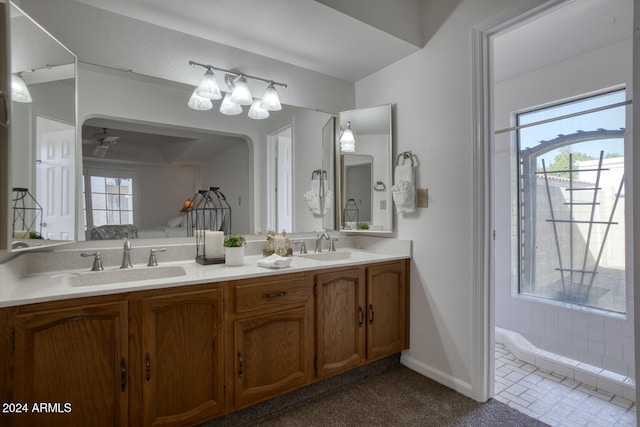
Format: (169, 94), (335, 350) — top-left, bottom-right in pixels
(234, 275), (308, 314)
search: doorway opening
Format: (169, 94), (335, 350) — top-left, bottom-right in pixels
(489, 0), (634, 422)
(268, 125), (293, 233)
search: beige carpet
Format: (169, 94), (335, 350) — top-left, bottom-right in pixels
(201, 356), (547, 427)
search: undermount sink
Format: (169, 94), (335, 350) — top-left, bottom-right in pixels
(66, 265), (187, 287)
(299, 251), (354, 261)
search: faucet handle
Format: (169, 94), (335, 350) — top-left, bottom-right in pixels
(148, 248), (167, 266)
(81, 252), (104, 271)
(292, 240), (307, 254)
(329, 238), (338, 252)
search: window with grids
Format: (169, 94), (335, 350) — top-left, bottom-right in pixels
(517, 90), (626, 313)
(84, 175), (134, 228)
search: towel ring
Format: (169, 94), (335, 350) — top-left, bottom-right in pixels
(396, 151), (415, 167)
(373, 181), (386, 191)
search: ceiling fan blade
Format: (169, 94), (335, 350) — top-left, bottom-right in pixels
(93, 144), (109, 158)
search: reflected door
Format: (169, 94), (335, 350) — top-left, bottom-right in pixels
(273, 126), (292, 232)
(35, 115), (75, 240)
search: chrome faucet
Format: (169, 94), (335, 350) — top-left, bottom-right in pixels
(147, 248), (167, 266)
(120, 238), (133, 269)
(81, 252), (104, 271)
(315, 232), (331, 252)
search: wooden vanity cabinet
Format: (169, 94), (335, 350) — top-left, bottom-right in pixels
(0, 258), (408, 426)
(366, 260), (409, 360)
(11, 296), (129, 427)
(227, 273), (312, 410)
(314, 267), (366, 378)
(314, 259), (409, 379)
(131, 287), (225, 427)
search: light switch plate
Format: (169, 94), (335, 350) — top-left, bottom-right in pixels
(417, 188), (428, 208)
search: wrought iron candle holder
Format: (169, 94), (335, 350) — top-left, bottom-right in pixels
(12, 188), (43, 239)
(342, 198), (359, 230)
(187, 187), (231, 265)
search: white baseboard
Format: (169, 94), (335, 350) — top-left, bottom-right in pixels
(400, 354), (476, 400)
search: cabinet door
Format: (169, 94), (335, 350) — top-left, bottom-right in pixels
(141, 288), (224, 427)
(233, 307), (307, 408)
(315, 268), (365, 378)
(13, 301), (129, 427)
(366, 261), (409, 360)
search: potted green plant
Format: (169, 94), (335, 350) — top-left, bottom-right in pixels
(224, 234), (246, 266)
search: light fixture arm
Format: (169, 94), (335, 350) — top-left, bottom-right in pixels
(189, 60), (287, 88)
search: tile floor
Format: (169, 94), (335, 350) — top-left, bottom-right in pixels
(495, 342), (636, 426)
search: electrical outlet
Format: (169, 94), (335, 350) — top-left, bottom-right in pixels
(417, 188), (428, 208)
(380, 200), (386, 210)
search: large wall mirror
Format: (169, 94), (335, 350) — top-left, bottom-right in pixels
(8, 2), (76, 251)
(77, 93), (335, 240)
(4, 3), (395, 246)
(337, 104), (392, 233)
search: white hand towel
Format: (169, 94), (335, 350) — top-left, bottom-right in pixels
(394, 164), (414, 184)
(257, 254), (293, 269)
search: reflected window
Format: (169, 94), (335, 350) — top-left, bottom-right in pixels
(517, 89), (626, 313)
(83, 172), (136, 230)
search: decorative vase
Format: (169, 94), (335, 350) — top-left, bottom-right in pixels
(225, 246), (245, 266)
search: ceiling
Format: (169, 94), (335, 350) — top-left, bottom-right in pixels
(71, 0), (631, 162)
(493, 0), (632, 83)
(72, 0), (423, 82)
(82, 118), (245, 164)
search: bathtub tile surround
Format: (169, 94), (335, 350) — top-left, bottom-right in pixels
(495, 342), (636, 426)
(496, 327), (635, 401)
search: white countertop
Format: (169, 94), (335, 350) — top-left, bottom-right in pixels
(0, 249), (409, 308)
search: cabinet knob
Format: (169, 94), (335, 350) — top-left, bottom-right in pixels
(238, 351), (244, 378)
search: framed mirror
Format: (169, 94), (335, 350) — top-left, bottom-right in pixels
(8, 2), (76, 251)
(337, 104), (392, 233)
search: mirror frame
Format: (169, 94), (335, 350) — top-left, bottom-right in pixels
(335, 104), (393, 234)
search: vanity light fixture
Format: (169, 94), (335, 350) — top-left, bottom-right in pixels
(248, 99), (269, 120)
(195, 68), (222, 100)
(219, 93), (243, 115)
(340, 121), (356, 152)
(187, 88), (213, 111)
(187, 60), (286, 119)
(11, 73), (32, 103)
(229, 76), (253, 105)
(260, 83), (282, 111)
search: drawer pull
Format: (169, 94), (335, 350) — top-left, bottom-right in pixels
(121, 359), (127, 392)
(263, 291), (287, 299)
(369, 304), (375, 324)
(146, 353), (151, 381)
(358, 306), (364, 326)
(238, 351), (244, 377)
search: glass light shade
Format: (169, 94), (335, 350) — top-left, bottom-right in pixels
(248, 99), (269, 120)
(340, 122), (355, 152)
(187, 89), (213, 110)
(229, 77), (253, 105)
(340, 138), (355, 152)
(195, 69), (222, 100)
(259, 83), (282, 111)
(219, 93), (242, 115)
(11, 74), (32, 103)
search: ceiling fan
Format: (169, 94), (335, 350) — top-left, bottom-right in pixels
(88, 128), (120, 158)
